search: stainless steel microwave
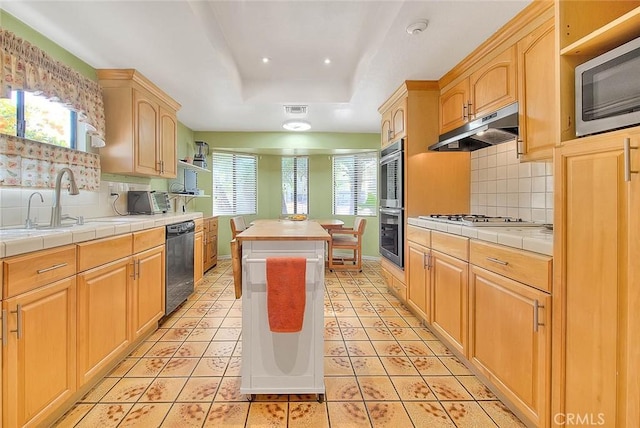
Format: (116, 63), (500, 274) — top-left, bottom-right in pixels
(575, 35), (640, 137)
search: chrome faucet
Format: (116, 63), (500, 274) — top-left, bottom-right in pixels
(50, 167), (80, 228)
(25, 192), (44, 229)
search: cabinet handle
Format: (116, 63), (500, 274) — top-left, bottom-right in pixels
(486, 257), (508, 266)
(136, 259), (141, 279)
(516, 139), (524, 158)
(462, 103), (467, 121)
(1, 309), (6, 346)
(533, 300), (545, 332)
(10, 304), (22, 339)
(624, 137), (638, 182)
(37, 262), (67, 274)
(387, 129), (393, 141)
(426, 253), (432, 270)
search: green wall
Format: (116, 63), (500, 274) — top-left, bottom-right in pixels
(192, 132), (380, 258)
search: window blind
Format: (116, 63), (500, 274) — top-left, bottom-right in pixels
(281, 156), (309, 214)
(212, 152), (257, 215)
(332, 152), (378, 216)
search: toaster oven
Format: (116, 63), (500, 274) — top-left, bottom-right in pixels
(127, 191), (170, 215)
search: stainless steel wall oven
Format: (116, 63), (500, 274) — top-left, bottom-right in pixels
(379, 139), (404, 268)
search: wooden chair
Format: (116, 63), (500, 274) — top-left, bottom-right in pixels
(328, 217), (367, 272)
(230, 216), (247, 239)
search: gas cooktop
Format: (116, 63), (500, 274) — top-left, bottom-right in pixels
(418, 214), (541, 227)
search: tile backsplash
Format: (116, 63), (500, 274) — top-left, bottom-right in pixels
(470, 140), (553, 224)
(0, 181), (149, 227)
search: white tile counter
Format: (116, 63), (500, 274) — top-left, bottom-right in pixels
(0, 212), (203, 258)
(407, 217), (553, 256)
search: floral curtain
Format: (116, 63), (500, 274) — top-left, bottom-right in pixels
(0, 134), (101, 191)
(0, 29), (106, 144)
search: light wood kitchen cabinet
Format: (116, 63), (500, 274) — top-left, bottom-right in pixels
(406, 226), (431, 322)
(429, 232), (469, 356)
(381, 263), (406, 302)
(77, 257), (131, 385)
(97, 69), (180, 178)
(469, 265), (551, 428)
(517, 17), (556, 161)
(194, 218), (204, 283)
(2, 246), (77, 427)
(131, 245), (165, 340)
(203, 216), (218, 272)
(439, 46), (517, 135)
(380, 96), (407, 147)
(552, 127), (640, 427)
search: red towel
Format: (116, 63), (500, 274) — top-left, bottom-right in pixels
(266, 257), (306, 333)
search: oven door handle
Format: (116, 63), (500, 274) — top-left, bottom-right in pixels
(380, 150), (402, 165)
(379, 207), (402, 215)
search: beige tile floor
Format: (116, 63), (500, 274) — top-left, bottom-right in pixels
(54, 259), (526, 427)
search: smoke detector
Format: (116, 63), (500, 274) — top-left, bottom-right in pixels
(284, 105), (308, 115)
(406, 20), (428, 35)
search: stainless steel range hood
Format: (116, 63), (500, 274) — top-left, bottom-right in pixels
(429, 102), (519, 152)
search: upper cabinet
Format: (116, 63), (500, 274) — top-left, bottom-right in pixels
(97, 69), (181, 178)
(517, 18), (556, 161)
(380, 96), (407, 146)
(439, 46), (517, 135)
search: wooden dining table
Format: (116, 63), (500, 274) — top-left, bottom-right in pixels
(250, 218), (344, 230)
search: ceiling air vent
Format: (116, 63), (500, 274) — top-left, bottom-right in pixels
(284, 105), (308, 115)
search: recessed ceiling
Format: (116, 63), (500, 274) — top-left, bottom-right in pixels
(2, 0), (531, 133)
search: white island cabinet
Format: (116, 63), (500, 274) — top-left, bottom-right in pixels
(237, 220), (329, 401)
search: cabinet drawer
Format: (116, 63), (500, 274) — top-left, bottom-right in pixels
(469, 240), (552, 292)
(3, 245), (76, 298)
(133, 227), (165, 253)
(407, 226), (430, 247)
(431, 231), (469, 261)
(194, 218), (204, 233)
(389, 277), (406, 301)
(77, 234), (133, 272)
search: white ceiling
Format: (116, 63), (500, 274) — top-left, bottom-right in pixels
(2, 0), (532, 134)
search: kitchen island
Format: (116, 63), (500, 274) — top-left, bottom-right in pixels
(236, 220), (329, 400)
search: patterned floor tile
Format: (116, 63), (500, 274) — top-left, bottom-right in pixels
(52, 261), (528, 428)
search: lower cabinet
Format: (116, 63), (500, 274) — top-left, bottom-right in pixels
(430, 250), (468, 356)
(131, 245), (165, 340)
(194, 219), (204, 283)
(406, 241), (430, 322)
(469, 266), (551, 427)
(77, 258), (131, 385)
(4, 276), (77, 428)
(203, 216), (218, 272)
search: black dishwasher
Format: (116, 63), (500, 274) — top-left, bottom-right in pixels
(165, 220), (195, 315)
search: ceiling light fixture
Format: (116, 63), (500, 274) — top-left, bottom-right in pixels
(283, 120), (311, 131)
(262, 57), (270, 63)
(406, 20), (429, 35)
(324, 58), (331, 64)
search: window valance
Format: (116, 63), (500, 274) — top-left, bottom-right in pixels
(0, 29), (106, 144)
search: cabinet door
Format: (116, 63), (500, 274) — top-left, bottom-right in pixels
(518, 19), (555, 161)
(4, 277), (76, 428)
(407, 242), (430, 322)
(77, 258), (131, 385)
(440, 78), (470, 134)
(194, 231), (204, 283)
(381, 109), (393, 147)
(553, 130), (640, 427)
(133, 89), (160, 176)
(132, 245), (165, 340)
(470, 45), (517, 120)
(430, 250), (468, 356)
(159, 105), (177, 178)
(391, 98), (407, 140)
(469, 266), (550, 427)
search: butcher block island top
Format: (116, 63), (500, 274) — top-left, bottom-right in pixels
(237, 219), (330, 241)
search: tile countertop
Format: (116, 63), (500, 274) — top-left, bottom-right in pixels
(407, 217), (553, 256)
(0, 212), (203, 258)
